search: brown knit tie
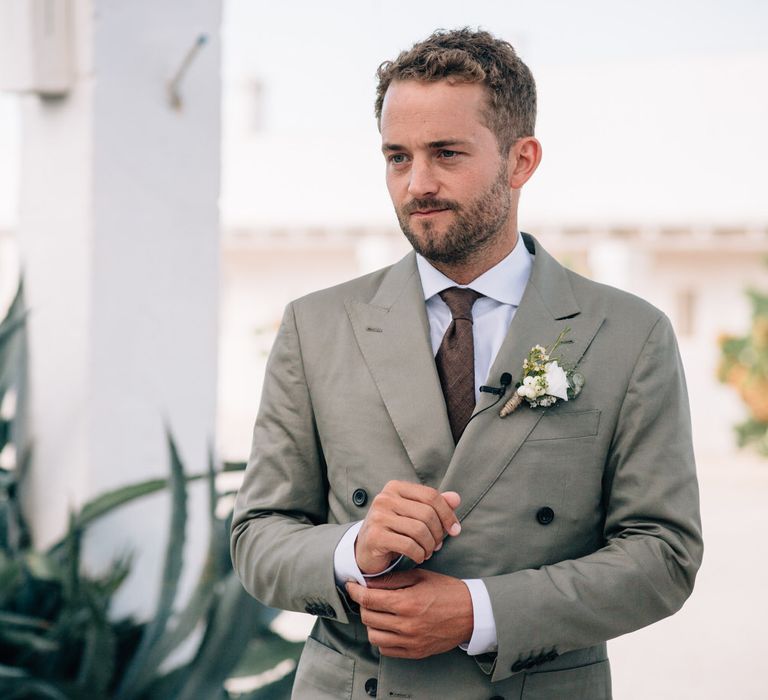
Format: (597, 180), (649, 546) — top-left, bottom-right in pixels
(435, 287), (483, 443)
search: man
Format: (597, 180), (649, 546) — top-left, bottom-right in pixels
(231, 28), (702, 699)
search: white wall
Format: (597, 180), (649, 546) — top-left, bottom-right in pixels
(14, 0), (222, 616)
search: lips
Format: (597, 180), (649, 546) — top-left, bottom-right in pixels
(410, 208), (450, 217)
(402, 199), (458, 219)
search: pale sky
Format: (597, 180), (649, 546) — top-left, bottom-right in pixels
(2, 0), (767, 228)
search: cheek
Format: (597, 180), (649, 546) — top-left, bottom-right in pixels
(385, 174), (405, 206)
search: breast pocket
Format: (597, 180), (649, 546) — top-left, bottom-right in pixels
(526, 409), (600, 441)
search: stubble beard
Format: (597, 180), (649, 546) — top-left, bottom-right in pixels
(396, 164), (512, 267)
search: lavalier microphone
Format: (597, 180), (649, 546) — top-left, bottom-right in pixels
(479, 372), (513, 396)
(468, 372), (514, 427)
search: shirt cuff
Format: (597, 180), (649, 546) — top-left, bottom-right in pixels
(459, 578), (498, 655)
(334, 521), (366, 586)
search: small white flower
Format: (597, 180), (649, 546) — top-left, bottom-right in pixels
(517, 384), (533, 399)
(500, 329), (584, 417)
(544, 361), (569, 401)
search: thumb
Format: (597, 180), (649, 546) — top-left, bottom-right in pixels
(366, 570), (419, 590)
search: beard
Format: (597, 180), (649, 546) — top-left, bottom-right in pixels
(395, 163), (512, 266)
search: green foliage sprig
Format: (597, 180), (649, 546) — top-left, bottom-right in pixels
(718, 284), (768, 456)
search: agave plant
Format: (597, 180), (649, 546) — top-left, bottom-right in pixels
(0, 285), (304, 698)
(0, 281), (29, 557)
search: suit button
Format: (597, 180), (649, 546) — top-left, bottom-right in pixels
(536, 506), (555, 525)
(352, 488), (368, 507)
(364, 677), (378, 696)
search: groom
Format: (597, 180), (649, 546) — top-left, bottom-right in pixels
(231, 28), (702, 699)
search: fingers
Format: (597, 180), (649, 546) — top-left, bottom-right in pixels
(365, 627), (408, 651)
(379, 497), (444, 554)
(346, 582), (397, 613)
(356, 481), (461, 572)
(346, 585), (411, 641)
(387, 481), (461, 537)
(365, 570), (420, 590)
(370, 529), (432, 565)
(441, 490), (461, 511)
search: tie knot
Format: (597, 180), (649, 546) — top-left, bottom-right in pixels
(439, 287), (483, 321)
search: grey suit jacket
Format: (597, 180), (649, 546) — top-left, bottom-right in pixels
(231, 234), (703, 700)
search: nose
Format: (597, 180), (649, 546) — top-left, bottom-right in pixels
(407, 158), (439, 198)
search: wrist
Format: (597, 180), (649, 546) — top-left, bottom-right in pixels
(354, 537), (392, 575)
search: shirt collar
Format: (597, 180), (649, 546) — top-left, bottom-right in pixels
(415, 231), (533, 306)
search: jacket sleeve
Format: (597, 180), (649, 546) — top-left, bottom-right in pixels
(230, 302), (354, 624)
(483, 314), (703, 682)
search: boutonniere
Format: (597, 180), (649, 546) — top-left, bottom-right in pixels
(500, 327), (585, 417)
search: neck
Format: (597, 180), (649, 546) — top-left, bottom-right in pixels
(429, 231), (520, 285)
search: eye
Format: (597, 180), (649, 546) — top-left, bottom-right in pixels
(388, 153), (408, 164)
(439, 149), (459, 159)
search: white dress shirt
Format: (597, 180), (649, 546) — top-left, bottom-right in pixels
(334, 231), (533, 655)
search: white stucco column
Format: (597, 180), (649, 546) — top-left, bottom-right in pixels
(14, 0), (221, 611)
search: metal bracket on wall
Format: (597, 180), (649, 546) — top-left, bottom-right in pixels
(167, 33), (209, 111)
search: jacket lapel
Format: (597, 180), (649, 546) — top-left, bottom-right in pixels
(346, 253), (454, 486)
(441, 234), (605, 521)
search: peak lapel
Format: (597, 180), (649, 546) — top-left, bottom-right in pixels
(442, 235), (605, 521)
(346, 253), (454, 487)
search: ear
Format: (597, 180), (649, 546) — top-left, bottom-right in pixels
(507, 136), (542, 190)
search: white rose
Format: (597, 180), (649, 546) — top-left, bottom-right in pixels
(544, 361), (569, 401)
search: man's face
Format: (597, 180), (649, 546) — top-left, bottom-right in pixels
(379, 80), (513, 266)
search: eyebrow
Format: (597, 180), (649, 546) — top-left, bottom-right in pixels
(381, 139), (470, 153)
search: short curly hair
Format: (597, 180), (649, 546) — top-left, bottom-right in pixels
(375, 28), (537, 154)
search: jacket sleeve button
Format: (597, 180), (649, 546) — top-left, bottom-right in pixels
(536, 506), (555, 525)
(352, 488), (368, 507)
(364, 677), (378, 696)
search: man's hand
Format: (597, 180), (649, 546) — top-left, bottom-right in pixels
(354, 481), (461, 574)
(346, 569), (473, 659)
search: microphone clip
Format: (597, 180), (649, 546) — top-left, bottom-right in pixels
(479, 372), (513, 396)
(479, 385), (504, 395)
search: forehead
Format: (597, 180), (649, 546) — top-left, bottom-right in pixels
(379, 80), (492, 145)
